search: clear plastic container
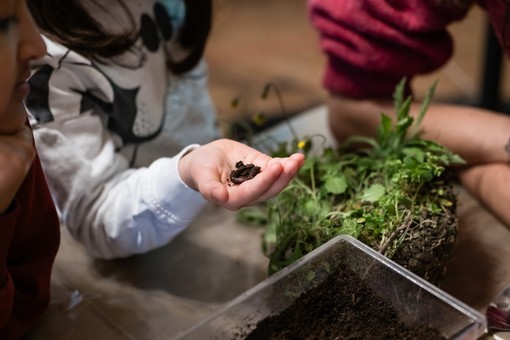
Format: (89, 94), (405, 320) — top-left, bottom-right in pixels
(175, 235), (487, 340)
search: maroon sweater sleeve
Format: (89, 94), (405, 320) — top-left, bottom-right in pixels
(478, 0), (510, 56)
(308, 0), (472, 98)
(0, 203), (18, 332)
(0, 154), (60, 339)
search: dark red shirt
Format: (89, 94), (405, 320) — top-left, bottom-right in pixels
(0, 153), (60, 339)
(308, 0), (506, 98)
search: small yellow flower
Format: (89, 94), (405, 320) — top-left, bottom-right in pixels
(252, 112), (266, 126)
(297, 139), (308, 150)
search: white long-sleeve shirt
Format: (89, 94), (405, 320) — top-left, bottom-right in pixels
(27, 0), (219, 259)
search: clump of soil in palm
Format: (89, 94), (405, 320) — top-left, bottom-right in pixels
(252, 79), (464, 286)
(229, 161), (261, 185)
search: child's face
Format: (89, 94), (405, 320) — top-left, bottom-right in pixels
(0, 0), (45, 134)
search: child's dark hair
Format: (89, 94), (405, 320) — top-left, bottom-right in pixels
(27, 0), (212, 75)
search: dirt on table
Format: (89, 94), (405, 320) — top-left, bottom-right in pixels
(239, 264), (446, 340)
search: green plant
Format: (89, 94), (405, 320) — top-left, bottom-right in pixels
(252, 79), (464, 280)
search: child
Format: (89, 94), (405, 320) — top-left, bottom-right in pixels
(0, 0), (60, 338)
(308, 0), (510, 228)
(25, 0), (305, 259)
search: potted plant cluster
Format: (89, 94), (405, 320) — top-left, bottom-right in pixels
(241, 79), (464, 286)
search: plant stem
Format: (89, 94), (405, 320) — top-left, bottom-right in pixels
(261, 82), (300, 142)
(379, 212), (412, 255)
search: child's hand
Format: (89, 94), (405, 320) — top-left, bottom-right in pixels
(0, 125), (36, 213)
(178, 139), (305, 210)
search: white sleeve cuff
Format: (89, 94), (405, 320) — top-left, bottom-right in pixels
(145, 144), (208, 222)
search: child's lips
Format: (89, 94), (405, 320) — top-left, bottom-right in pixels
(15, 80), (30, 96)
(15, 71), (31, 96)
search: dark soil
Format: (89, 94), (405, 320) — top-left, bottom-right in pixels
(229, 161), (261, 185)
(241, 264), (446, 340)
(367, 177), (458, 287)
(392, 178), (457, 286)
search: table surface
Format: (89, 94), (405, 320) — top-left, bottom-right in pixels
(27, 107), (510, 339)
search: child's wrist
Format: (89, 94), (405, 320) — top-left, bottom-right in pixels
(177, 148), (198, 191)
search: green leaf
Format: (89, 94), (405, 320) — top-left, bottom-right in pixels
(396, 97), (413, 126)
(361, 183), (386, 203)
(324, 175), (348, 194)
(402, 147), (425, 162)
(303, 199), (317, 216)
(376, 113), (393, 143)
(300, 157), (316, 172)
(412, 80), (437, 137)
(449, 154), (466, 165)
(403, 155), (420, 167)
(343, 135), (379, 149)
(380, 113), (393, 134)
(396, 113), (413, 131)
(393, 78), (406, 114)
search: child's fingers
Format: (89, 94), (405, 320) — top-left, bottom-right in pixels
(218, 162), (284, 210)
(228, 156), (303, 207)
(246, 157), (303, 203)
(198, 153), (304, 210)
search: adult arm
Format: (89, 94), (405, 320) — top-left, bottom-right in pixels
(327, 97), (510, 165)
(309, 0), (510, 226)
(307, 0), (510, 163)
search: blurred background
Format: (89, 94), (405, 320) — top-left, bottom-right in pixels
(206, 0), (509, 134)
